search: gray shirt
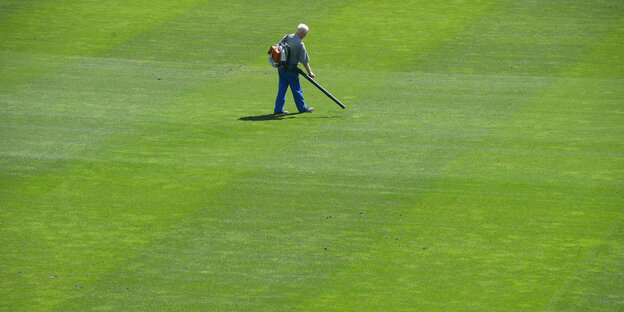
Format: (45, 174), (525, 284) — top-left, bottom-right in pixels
(279, 34), (310, 65)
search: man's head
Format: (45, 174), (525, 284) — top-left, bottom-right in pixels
(296, 23), (309, 39)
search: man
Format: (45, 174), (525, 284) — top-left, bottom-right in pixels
(274, 23), (315, 115)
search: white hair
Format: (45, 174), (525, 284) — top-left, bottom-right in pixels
(297, 23), (309, 34)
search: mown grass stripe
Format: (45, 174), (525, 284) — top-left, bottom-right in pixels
(1, 0), (622, 311)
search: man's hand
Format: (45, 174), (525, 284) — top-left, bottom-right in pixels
(303, 62), (315, 78)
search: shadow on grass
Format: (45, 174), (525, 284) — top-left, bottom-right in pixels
(239, 114), (289, 121)
(238, 113), (341, 121)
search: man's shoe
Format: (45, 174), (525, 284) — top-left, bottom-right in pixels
(274, 110), (289, 115)
(301, 107), (313, 113)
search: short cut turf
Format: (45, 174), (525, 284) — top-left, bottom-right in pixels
(1, 0), (623, 311)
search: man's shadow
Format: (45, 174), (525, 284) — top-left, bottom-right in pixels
(238, 113), (341, 121)
(238, 113), (295, 121)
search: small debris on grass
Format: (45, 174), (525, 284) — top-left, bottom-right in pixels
(423, 247), (429, 250)
(49, 275), (57, 279)
(360, 211), (366, 215)
(324, 247), (328, 251)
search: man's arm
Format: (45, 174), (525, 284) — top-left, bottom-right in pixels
(302, 62), (315, 78)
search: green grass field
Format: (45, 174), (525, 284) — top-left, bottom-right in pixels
(1, 0), (623, 310)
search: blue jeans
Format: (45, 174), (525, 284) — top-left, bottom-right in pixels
(274, 67), (308, 113)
